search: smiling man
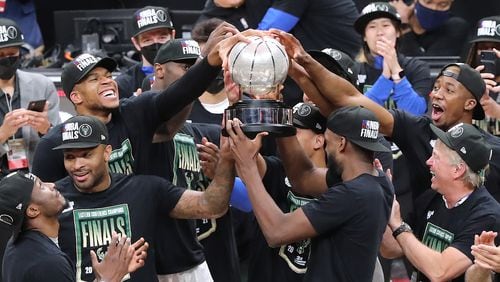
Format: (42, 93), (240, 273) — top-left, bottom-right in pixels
(32, 37), (226, 182)
(380, 123), (500, 281)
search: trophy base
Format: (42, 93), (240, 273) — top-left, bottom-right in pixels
(223, 123), (296, 138)
(223, 100), (296, 138)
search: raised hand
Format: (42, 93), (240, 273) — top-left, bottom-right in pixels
(91, 231), (134, 282)
(389, 0), (415, 24)
(198, 137), (220, 179)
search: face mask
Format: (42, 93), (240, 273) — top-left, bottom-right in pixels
(141, 43), (162, 65)
(415, 1), (450, 31)
(0, 56), (20, 80)
(374, 55), (384, 70)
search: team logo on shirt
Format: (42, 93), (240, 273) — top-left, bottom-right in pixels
(73, 204), (132, 282)
(172, 133), (215, 240)
(422, 222), (454, 253)
(279, 191), (313, 273)
(108, 139), (134, 175)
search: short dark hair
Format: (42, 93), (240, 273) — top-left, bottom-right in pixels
(191, 18), (224, 43)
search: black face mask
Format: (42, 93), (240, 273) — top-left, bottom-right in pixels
(0, 56), (20, 80)
(141, 43), (162, 65)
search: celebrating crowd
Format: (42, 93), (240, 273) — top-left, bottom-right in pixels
(0, 1), (500, 282)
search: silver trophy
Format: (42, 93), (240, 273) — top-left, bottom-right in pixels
(224, 36), (295, 137)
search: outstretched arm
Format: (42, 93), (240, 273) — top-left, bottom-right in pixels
(272, 29), (396, 137)
(226, 118), (317, 246)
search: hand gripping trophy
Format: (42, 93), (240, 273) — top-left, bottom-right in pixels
(224, 36), (296, 137)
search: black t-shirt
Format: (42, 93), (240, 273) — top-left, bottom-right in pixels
(301, 173), (394, 282)
(408, 187), (500, 282)
(187, 98), (224, 125)
(391, 110), (500, 203)
(248, 156), (313, 282)
(32, 58), (220, 183)
(56, 173), (185, 282)
(398, 17), (470, 56)
(3, 230), (75, 281)
(152, 123), (240, 281)
(115, 63), (146, 99)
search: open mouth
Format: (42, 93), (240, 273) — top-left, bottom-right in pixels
(100, 89), (116, 98)
(431, 103), (444, 122)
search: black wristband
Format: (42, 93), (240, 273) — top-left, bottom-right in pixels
(392, 222), (412, 238)
(390, 70), (405, 81)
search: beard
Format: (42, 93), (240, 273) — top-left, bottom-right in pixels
(326, 154), (344, 183)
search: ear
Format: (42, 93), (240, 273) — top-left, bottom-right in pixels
(464, 98), (477, 112)
(131, 36), (141, 52)
(453, 162), (467, 180)
(338, 136), (347, 152)
(154, 63), (164, 79)
(26, 204), (40, 219)
(103, 145), (112, 163)
(171, 29), (176, 39)
(69, 90), (83, 105)
(313, 134), (325, 151)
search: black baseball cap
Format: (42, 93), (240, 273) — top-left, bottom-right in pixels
(0, 18), (24, 48)
(0, 172), (36, 241)
(436, 63), (486, 120)
(430, 123), (491, 173)
(53, 115), (109, 150)
(327, 106), (390, 152)
(292, 102), (326, 134)
(154, 38), (201, 64)
(308, 48), (358, 86)
(470, 16), (500, 43)
(354, 2), (401, 34)
(61, 53), (117, 98)
(132, 6), (174, 37)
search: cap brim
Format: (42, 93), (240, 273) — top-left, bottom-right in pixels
(2, 42), (24, 49)
(308, 50), (348, 79)
(350, 138), (391, 152)
(52, 142), (100, 150)
(292, 118), (309, 130)
(470, 37), (500, 44)
(132, 25), (174, 38)
(74, 57), (117, 85)
(354, 12), (401, 34)
(430, 124), (454, 148)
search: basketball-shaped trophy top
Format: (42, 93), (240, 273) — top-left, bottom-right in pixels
(228, 36), (289, 97)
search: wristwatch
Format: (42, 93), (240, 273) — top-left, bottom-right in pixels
(390, 70), (405, 81)
(392, 222), (412, 238)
